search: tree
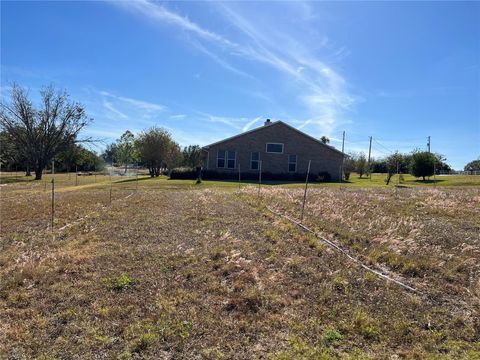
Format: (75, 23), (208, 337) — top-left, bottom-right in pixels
(56, 144), (104, 172)
(164, 142), (182, 170)
(343, 154), (356, 180)
(115, 130), (136, 173)
(385, 151), (403, 185)
(464, 159), (480, 172)
(320, 136), (330, 144)
(0, 130), (30, 174)
(409, 151), (435, 181)
(433, 153), (452, 174)
(182, 145), (203, 168)
(355, 153), (368, 178)
(101, 143), (117, 164)
(0, 84), (90, 180)
(135, 127), (178, 177)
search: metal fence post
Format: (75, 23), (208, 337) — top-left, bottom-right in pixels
(258, 160), (262, 198)
(109, 165), (113, 204)
(238, 164), (241, 190)
(300, 160), (311, 221)
(51, 160), (55, 232)
(136, 163), (139, 192)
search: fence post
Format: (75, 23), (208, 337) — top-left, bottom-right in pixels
(238, 164), (241, 190)
(136, 163), (139, 192)
(300, 160), (311, 221)
(75, 165), (78, 186)
(258, 160), (262, 198)
(109, 165), (113, 204)
(51, 160), (55, 232)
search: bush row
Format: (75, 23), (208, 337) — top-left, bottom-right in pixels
(169, 167), (332, 182)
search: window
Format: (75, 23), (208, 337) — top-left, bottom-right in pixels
(227, 151), (236, 169)
(266, 143), (284, 153)
(217, 150), (225, 168)
(251, 152), (259, 170)
(288, 154), (297, 172)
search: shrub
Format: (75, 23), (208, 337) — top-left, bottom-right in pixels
(169, 168), (334, 182)
(409, 151), (435, 181)
(169, 167), (197, 179)
(316, 171), (331, 182)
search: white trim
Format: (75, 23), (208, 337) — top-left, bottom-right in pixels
(266, 143), (284, 154)
(288, 154), (297, 172)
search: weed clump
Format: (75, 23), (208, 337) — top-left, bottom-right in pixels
(102, 274), (135, 291)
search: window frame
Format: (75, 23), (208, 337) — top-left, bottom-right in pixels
(227, 150), (236, 169)
(250, 152), (260, 170)
(217, 149), (226, 168)
(288, 154), (297, 172)
(265, 143), (284, 154)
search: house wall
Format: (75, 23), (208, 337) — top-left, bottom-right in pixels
(204, 123), (344, 181)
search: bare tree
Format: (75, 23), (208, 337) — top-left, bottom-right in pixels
(0, 84), (91, 180)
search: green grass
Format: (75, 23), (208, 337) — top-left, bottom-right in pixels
(1, 172), (478, 192)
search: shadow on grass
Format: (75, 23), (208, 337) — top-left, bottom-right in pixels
(0, 176), (35, 184)
(409, 179), (446, 184)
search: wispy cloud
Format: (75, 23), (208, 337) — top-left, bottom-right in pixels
(103, 100), (128, 119)
(170, 114), (187, 120)
(242, 116), (262, 132)
(111, 0), (356, 138)
(100, 90), (166, 112)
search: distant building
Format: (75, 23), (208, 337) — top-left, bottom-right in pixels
(202, 119), (344, 181)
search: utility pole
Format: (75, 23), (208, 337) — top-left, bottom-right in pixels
(367, 136), (372, 179)
(340, 131), (345, 182)
(427, 136), (431, 153)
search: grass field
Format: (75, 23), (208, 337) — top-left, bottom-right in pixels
(1, 173), (479, 358)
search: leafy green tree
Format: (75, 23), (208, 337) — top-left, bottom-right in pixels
(385, 151), (403, 185)
(135, 127), (179, 177)
(343, 153), (356, 180)
(355, 153), (368, 178)
(433, 153), (451, 174)
(101, 143), (117, 165)
(56, 144), (104, 172)
(464, 159), (480, 172)
(181, 145), (203, 168)
(409, 151), (435, 181)
(320, 136), (330, 144)
(115, 130), (136, 173)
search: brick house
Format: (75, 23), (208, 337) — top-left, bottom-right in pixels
(202, 119), (345, 181)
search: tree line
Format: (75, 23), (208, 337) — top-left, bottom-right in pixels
(0, 84), (202, 180)
(101, 128), (203, 177)
(343, 151), (452, 184)
(2, 83), (477, 181)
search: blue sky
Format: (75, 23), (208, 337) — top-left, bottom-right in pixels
(1, 1), (479, 169)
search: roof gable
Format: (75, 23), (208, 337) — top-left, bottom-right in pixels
(202, 121), (344, 156)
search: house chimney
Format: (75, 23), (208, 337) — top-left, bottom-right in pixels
(264, 118), (272, 126)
